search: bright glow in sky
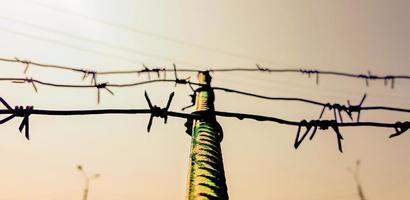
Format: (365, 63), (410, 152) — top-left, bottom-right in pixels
(0, 0), (409, 199)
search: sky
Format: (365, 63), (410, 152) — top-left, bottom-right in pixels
(0, 0), (409, 199)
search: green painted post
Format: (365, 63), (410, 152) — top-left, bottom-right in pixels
(186, 71), (229, 200)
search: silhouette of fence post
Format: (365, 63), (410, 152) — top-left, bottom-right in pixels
(186, 71), (229, 199)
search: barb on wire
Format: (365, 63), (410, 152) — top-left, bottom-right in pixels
(152, 68), (162, 79)
(181, 93), (196, 111)
(138, 65), (164, 80)
(318, 103), (351, 123)
(294, 120), (313, 149)
(182, 83), (197, 111)
(300, 69), (320, 85)
(357, 71), (396, 89)
(144, 91), (174, 132)
(81, 69), (97, 85)
(294, 120), (344, 152)
(318, 94), (367, 123)
(163, 68), (167, 80)
(14, 57), (31, 74)
(95, 82), (114, 104)
(389, 121), (410, 138)
(384, 76), (395, 89)
(0, 97), (33, 140)
(173, 63), (191, 86)
(12, 77), (38, 92)
(256, 64), (270, 72)
(347, 94), (367, 122)
(142, 64), (151, 80)
(358, 71), (371, 87)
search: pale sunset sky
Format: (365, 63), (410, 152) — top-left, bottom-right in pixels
(0, 0), (409, 199)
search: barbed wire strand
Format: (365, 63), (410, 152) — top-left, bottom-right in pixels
(1, 77), (409, 117)
(0, 95), (409, 153)
(1, 57), (409, 89)
(213, 87), (410, 113)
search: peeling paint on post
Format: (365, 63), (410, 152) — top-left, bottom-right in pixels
(186, 71), (229, 200)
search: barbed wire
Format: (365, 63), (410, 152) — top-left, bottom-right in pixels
(0, 95), (409, 153)
(0, 77), (202, 103)
(1, 57), (410, 88)
(1, 76), (409, 119)
(212, 88), (410, 120)
(1, 57), (409, 153)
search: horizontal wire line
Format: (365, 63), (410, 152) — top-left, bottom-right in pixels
(0, 77), (203, 88)
(212, 87), (410, 113)
(1, 77), (409, 114)
(1, 57), (409, 82)
(0, 108), (405, 129)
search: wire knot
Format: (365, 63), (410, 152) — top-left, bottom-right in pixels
(319, 94), (367, 123)
(95, 82), (114, 103)
(80, 69), (96, 75)
(172, 63), (191, 86)
(14, 57), (31, 74)
(294, 120), (344, 152)
(300, 69), (320, 84)
(13, 105), (30, 116)
(300, 69), (320, 77)
(140, 65), (165, 79)
(384, 75), (395, 89)
(12, 77), (38, 92)
(96, 82), (107, 89)
(346, 94), (367, 122)
(144, 91), (175, 132)
(319, 103), (352, 123)
(256, 64), (270, 72)
(0, 97), (33, 140)
(366, 71), (379, 80)
(359, 71), (380, 86)
(14, 57), (30, 64)
(141, 64), (154, 80)
(175, 78), (190, 85)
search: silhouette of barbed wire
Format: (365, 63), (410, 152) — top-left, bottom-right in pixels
(1, 57), (409, 152)
(1, 57), (409, 89)
(1, 77), (409, 118)
(213, 88), (410, 119)
(0, 95), (409, 153)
